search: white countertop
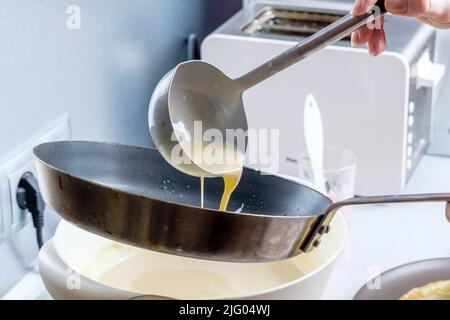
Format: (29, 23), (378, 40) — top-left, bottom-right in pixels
(1, 268), (51, 300)
(322, 155), (450, 299)
(3, 155), (450, 300)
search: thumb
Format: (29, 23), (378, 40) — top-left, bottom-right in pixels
(386, 0), (450, 19)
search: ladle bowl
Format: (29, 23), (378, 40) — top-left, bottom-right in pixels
(148, 61), (248, 177)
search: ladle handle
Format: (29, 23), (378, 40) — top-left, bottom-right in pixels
(301, 193), (450, 253)
(236, 1), (386, 91)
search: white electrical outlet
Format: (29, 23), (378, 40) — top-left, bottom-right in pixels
(0, 115), (71, 230)
(35, 115), (71, 145)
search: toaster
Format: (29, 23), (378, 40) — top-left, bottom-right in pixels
(201, 0), (446, 195)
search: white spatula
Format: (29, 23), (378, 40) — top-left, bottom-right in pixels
(304, 94), (327, 194)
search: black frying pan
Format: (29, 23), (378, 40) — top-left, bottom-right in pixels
(34, 141), (450, 262)
(354, 258), (450, 300)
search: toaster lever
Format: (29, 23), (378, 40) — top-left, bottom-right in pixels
(413, 51), (446, 89)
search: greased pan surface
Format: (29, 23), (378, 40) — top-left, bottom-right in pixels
(34, 141), (331, 262)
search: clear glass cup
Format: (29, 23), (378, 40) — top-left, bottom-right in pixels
(298, 147), (357, 257)
(298, 146), (357, 202)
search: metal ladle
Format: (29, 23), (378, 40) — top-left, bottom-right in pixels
(149, 1), (386, 176)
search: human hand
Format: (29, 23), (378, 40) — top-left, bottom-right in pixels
(351, 0), (450, 56)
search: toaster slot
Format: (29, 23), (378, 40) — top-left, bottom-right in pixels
(243, 8), (348, 39)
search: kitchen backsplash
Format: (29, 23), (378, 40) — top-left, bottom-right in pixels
(0, 0), (241, 296)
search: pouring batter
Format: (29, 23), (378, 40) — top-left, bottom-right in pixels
(189, 141), (244, 211)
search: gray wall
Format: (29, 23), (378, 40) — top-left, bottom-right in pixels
(0, 0), (241, 296)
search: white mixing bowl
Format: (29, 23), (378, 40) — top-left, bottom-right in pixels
(39, 213), (346, 300)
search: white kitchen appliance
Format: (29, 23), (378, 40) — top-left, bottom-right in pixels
(202, 0), (446, 194)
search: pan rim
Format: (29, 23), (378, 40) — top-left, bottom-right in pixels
(33, 140), (332, 220)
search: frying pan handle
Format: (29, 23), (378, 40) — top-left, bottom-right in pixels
(236, 1), (386, 90)
(300, 193), (450, 253)
(328, 193), (450, 212)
